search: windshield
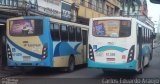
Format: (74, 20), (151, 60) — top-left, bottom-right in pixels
(9, 19), (43, 36)
(92, 20), (131, 37)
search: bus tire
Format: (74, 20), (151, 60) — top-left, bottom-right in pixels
(146, 54), (151, 67)
(102, 69), (108, 74)
(138, 57), (144, 74)
(146, 61), (150, 67)
(67, 56), (75, 72)
(150, 53), (153, 60)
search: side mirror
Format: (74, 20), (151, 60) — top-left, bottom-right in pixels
(150, 0), (160, 4)
(151, 33), (156, 39)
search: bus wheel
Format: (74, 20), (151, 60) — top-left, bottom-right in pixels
(149, 53), (153, 60)
(102, 69), (109, 74)
(146, 61), (150, 67)
(67, 56), (75, 72)
(146, 55), (151, 67)
(138, 58), (144, 74)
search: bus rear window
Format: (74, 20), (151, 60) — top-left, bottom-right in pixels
(9, 19), (43, 36)
(92, 20), (131, 37)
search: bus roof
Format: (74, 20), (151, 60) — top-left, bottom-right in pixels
(50, 18), (89, 29)
(91, 17), (132, 21)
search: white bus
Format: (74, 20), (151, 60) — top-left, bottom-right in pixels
(88, 17), (155, 74)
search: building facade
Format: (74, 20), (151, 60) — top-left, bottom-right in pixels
(0, 0), (121, 24)
(121, 0), (154, 27)
(64, 0), (121, 25)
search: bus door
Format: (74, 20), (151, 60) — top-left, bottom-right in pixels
(138, 26), (143, 68)
(82, 30), (88, 63)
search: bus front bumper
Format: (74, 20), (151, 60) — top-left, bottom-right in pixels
(88, 59), (137, 70)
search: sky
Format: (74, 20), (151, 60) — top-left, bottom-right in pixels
(147, 0), (160, 23)
(147, 0), (160, 32)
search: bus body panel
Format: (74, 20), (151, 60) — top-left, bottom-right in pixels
(7, 16), (53, 67)
(134, 19), (153, 71)
(52, 41), (83, 67)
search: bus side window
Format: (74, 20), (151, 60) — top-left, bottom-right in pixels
(76, 27), (82, 42)
(60, 24), (68, 41)
(149, 30), (151, 43)
(147, 29), (149, 43)
(68, 26), (75, 41)
(145, 28), (148, 43)
(142, 28), (145, 43)
(51, 23), (60, 41)
(137, 26), (142, 44)
(144, 28), (146, 43)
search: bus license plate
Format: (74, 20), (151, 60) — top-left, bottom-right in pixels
(107, 58), (115, 61)
(23, 56), (30, 61)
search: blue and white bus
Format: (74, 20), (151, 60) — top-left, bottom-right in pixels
(6, 16), (89, 72)
(88, 17), (155, 74)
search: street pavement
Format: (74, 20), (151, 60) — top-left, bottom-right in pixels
(0, 67), (25, 78)
(1, 46), (160, 84)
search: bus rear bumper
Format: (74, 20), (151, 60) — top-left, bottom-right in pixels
(88, 59), (137, 70)
(7, 60), (52, 67)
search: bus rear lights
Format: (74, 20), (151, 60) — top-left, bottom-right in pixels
(8, 48), (10, 51)
(90, 57), (94, 60)
(43, 47), (47, 51)
(129, 54), (133, 57)
(41, 45), (48, 60)
(42, 55), (46, 59)
(127, 45), (135, 63)
(8, 52), (11, 55)
(7, 45), (13, 60)
(43, 52), (46, 54)
(90, 53), (93, 56)
(8, 56), (12, 59)
(89, 44), (95, 61)
(129, 58), (132, 61)
(8, 54), (12, 59)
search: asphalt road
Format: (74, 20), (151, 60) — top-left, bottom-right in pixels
(2, 47), (160, 84)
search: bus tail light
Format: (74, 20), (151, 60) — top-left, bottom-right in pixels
(89, 44), (95, 61)
(127, 45), (135, 63)
(7, 45), (13, 60)
(41, 44), (48, 60)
